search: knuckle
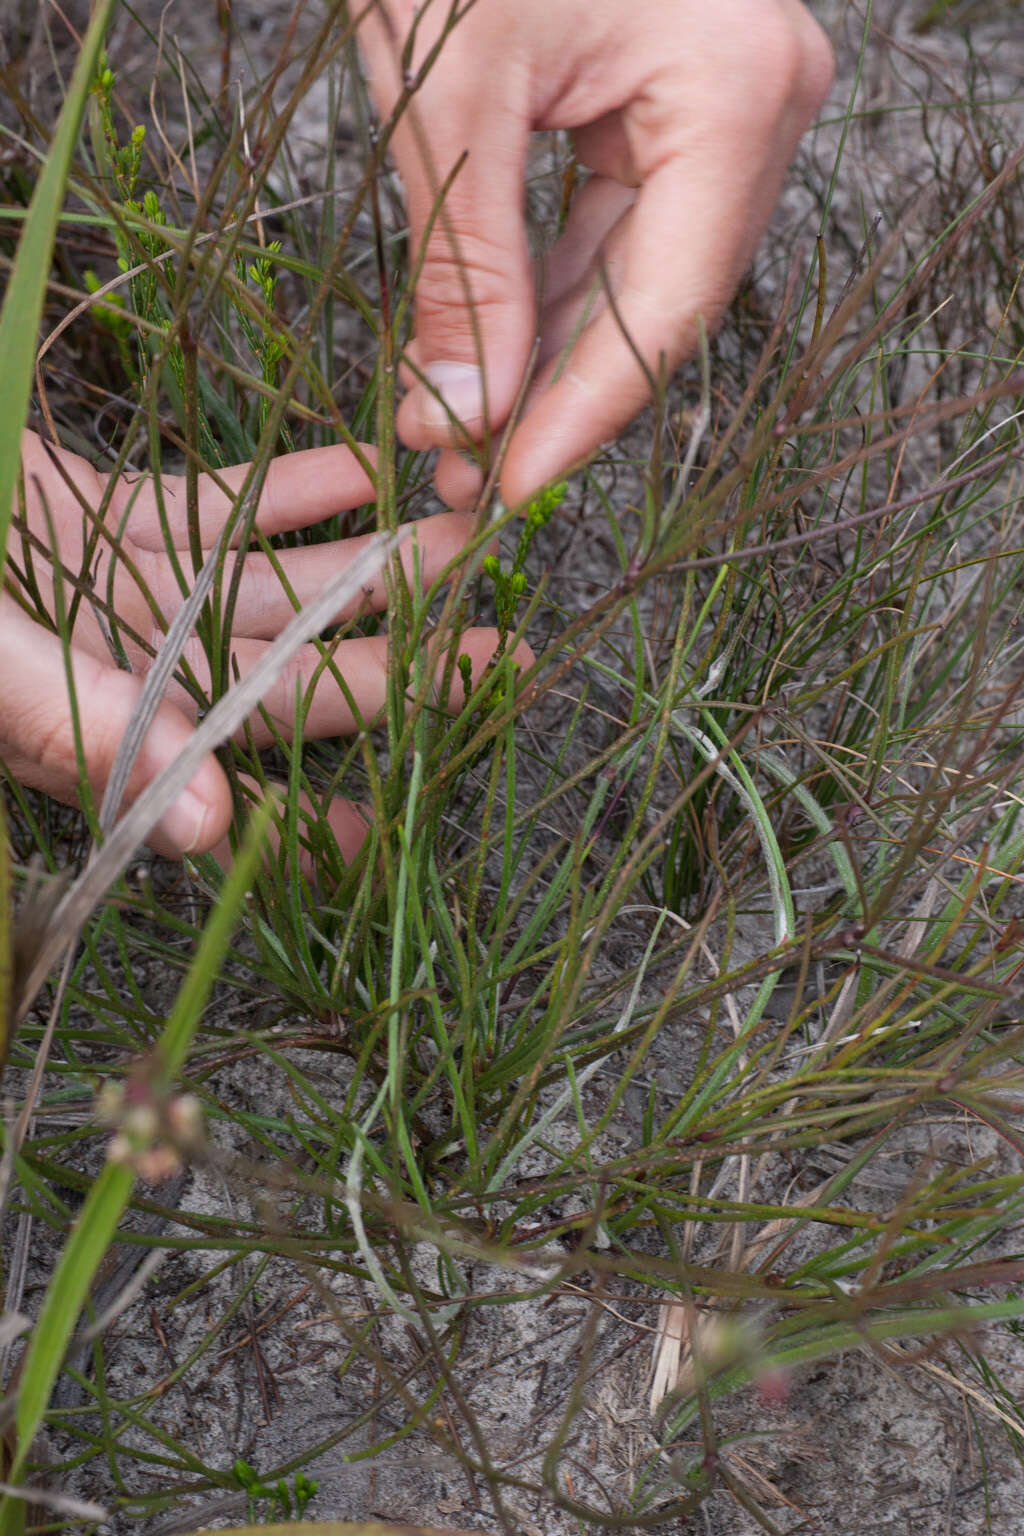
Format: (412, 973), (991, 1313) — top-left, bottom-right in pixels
(175, 634), (214, 702)
(33, 656), (125, 789)
(263, 651), (308, 725)
(178, 632), (211, 679)
(233, 553), (280, 636)
(414, 233), (518, 333)
(278, 651), (307, 702)
(792, 12), (836, 116)
(23, 708), (71, 788)
(731, 8), (834, 122)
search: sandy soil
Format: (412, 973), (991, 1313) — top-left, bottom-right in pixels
(5, 1), (1024, 1532)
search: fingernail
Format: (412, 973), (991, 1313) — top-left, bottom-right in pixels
(418, 362), (485, 434)
(156, 789), (209, 854)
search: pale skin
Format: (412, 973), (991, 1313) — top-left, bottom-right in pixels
(358, 0), (835, 507)
(3, 431), (506, 860)
(2, 0), (833, 857)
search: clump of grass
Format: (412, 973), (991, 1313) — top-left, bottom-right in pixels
(1, 2), (1024, 1533)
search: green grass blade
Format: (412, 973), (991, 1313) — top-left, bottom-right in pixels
(3, 799), (271, 1512)
(155, 796), (274, 1082)
(0, 0), (116, 578)
(4, 1160), (135, 1509)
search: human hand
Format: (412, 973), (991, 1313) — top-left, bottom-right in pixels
(3, 431), (504, 860)
(359, 0), (834, 509)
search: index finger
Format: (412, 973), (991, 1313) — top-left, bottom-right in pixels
(115, 442), (378, 552)
(498, 26), (831, 507)
(499, 151), (768, 508)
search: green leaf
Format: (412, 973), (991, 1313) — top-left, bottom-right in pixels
(7, 1160), (134, 1499)
(0, 0), (117, 580)
(154, 796), (273, 1084)
(1, 798), (271, 1517)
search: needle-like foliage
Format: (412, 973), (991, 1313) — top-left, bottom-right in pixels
(1, 2), (1023, 1532)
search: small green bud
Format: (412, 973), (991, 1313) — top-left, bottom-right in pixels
(511, 570), (527, 595)
(481, 554), (501, 581)
(527, 480), (568, 528)
(457, 653), (474, 695)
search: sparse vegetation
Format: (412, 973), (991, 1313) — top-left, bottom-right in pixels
(1, 2), (1023, 1532)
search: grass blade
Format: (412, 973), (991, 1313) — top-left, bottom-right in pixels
(1, 797), (272, 1519)
(0, 0), (116, 577)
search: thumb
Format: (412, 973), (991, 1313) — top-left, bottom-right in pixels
(0, 600), (231, 859)
(361, 11), (536, 453)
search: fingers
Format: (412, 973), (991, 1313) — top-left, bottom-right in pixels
(117, 443), (378, 553)
(162, 626), (532, 750)
(192, 621), (533, 878)
(355, 0), (834, 509)
(0, 587), (530, 866)
(227, 511), (478, 640)
(434, 451), (487, 514)
(497, 32), (834, 505)
(18, 431), (476, 661)
(500, 160), (736, 504)
(359, 4), (537, 451)
(0, 597), (231, 859)
(429, 179), (633, 511)
(132, 510), (478, 642)
(534, 177), (636, 363)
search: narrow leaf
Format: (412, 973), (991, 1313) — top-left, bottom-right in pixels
(5, 799), (272, 1501)
(8, 1161), (135, 1490)
(0, 0), (117, 577)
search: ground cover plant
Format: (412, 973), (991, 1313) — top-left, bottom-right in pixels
(1, 1), (1023, 1531)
